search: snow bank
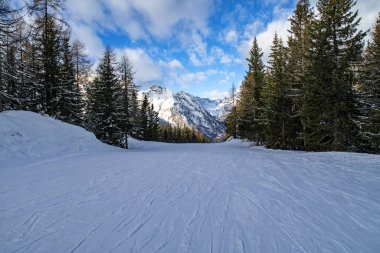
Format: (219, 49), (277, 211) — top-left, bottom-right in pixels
(0, 110), (117, 160)
(222, 137), (256, 147)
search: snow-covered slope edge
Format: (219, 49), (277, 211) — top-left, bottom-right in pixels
(0, 111), (119, 161)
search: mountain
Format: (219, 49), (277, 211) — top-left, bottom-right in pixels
(141, 85), (231, 139)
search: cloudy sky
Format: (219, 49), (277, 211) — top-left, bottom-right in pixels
(18, 0), (380, 99)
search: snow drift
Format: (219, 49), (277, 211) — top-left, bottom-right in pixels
(0, 111), (116, 160)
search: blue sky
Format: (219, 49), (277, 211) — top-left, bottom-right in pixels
(17, 0), (380, 99)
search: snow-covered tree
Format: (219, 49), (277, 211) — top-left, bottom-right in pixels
(86, 47), (123, 146)
(361, 13), (380, 153)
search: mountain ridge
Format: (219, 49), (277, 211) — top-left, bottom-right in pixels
(140, 85), (231, 139)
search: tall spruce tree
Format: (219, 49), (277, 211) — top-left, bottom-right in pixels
(86, 47), (122, 146)
(237, 74), (254, 139)
(71, 39), (92, 91)
(137, 93), (149, 140)
(0, 0), (24, 111)
(57, 31), (83, 125)
(128, 84), (139, 136)
(263, 33), (292, 149)
(29, 0), (65, 115)
(118, 54), (135, 148)
(361, 13), (380, 152)
(237, 38), (266, 143)
(287, 0), (314, 149)
(22, 38), (42, 112)
(302, 0), (365, 151)
(147, 104), (160, 141)
(225, 82), (237, 138)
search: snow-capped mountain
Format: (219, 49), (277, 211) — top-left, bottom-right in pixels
(141, 85), (231, 139)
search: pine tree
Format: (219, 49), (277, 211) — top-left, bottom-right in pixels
(118, 54), (135, 148)
(57, 31), (83, 125)
(302, 0), (365, 151)
(263, 33), (291, 149)
(71, 39), (92, 91)
(361, 13), (380, 153)
(138, 93), (149, 140)
(226, 82), (237, 138)
(238, 75), (254, 139)
(86, 47), (122, 146)
(3, 44), (19, 109)
(29, 0), (65, 115)
(286, 0), (314, 149)
(0, 0), (24, 111)
(22, 38), (42, 112)
(147, 104), (160, 141)
(237, 38), (266, 143)
(129, 84), (139, 137)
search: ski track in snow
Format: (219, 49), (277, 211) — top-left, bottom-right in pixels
(1, 142), (380, 253)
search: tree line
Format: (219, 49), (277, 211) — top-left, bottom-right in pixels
(226, 0), (379, 153)
(0, 0), (208, 147)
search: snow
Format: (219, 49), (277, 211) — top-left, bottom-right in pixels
(199, 97), (232, 121)
(1, 111), (380, 253)
(0, 111), (118, 163)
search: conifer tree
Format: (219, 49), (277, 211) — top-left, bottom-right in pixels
(138, 93), (149, 140)
(86, 47), (122, 146)
(361, 13), (380, 152)
(129, 85), (139, 136)
(237, 38), (266, 143)
(3, 44), (19, 109)
(29, 0), (65, 115)
(226, 82), (237, 138)
(302, 0), (365, 151)
(237, 75), (253, 138)
(22, 39), (42, 111)
(263, 33), (291, 149)
(118, 54), (134, 148)
(286, 0), (314, 149)
(147, 104), (160, 141)
(57, 31), (83, 125)
(0, 0), (24, 111)
(71, 39), (92, 91)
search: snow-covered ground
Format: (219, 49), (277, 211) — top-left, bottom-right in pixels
(1, 111), (380, 253)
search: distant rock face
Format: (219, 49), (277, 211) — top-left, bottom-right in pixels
(141, 85), (231, 139)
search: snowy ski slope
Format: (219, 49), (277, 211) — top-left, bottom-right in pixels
(0, 111), (379, 253)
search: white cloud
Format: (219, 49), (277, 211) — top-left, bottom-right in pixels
(238, 8), (292, 63)
(166, 69), (219, 88)
(243, 20), (264, 39)
(69, 22), (104, 60)
(159, 59), (184, 69)
(127, 0), (211, 38)
(225, 30), (238, 44)
(188, 31), (210, 66)
(117, 48), (162, 84)
(219, 71), (237, 85)
(202, 90), (229, 100)
(177, 71), (209, 85)
(211, 47), (232, 64)
(189, 53), (202, 66)
(168, 59), (184, 69)
(66, 0), (212, 43)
